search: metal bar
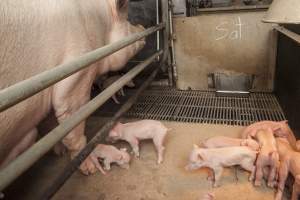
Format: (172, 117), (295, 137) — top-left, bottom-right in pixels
(41, 62), (162, 200)
(156, 0), (160, 53)
(169, 0), (177, 81)
(0, 51), (163, 192)
(197, 5), (269, 13)
(0, 24), (165, 112)
(274, 26), (300, 44)
(161, 0), (170, 71)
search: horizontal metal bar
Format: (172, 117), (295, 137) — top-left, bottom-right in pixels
(274, 25), (300, 44)
(197, 5), (269, 13)
(0, 50), (163, 192)
(41, 61), (161, 200)
(0, 24), (165, 112)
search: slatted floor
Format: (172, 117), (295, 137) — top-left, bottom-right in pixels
(125, 89), (286, 126)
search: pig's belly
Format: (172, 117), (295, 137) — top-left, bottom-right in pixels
(0, 89), (51, 164)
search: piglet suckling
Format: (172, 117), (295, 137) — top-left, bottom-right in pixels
(90, 144), (130, 175)
(108, 120), (169, 164)
(186, 145), (257, 187)
(203, 136), (260, 151)
(275, 138), (300, 200)
(242, 121), (297, 150)
(253, 128), (279, 187)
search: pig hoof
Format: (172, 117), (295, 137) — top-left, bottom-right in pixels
(213, 183), (220, 188)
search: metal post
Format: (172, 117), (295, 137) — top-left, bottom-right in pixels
(0, 24), (165, 112)
(169, 0), (177, 81)
(40, 63), (161, 200)
(161, 0), (170, 71)
(0, 51), (163, 192)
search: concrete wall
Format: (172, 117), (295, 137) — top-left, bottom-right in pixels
(174, 11), (274, 91)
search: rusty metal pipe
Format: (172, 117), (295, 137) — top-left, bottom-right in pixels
(0, 24), (165, 112)
(0, 51), (163, 192)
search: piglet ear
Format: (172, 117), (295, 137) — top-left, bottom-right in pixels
(280, 120), (288, 124)
(117, 0), (128, 10)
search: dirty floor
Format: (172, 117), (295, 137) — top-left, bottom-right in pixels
(5, 118), (287, 200)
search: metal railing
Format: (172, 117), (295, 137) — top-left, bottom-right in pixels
(0, 9), (168, 193)
(0, 24), (164, 112)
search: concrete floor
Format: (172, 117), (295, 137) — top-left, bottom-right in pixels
(54, 120), (281, 200)
(5, 118), (287, 200)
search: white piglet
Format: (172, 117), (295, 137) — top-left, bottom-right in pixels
(186, 145), (257, 187)
(90, 144), (131, 175)
(108, 120), (169, 164)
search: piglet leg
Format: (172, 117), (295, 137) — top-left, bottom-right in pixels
(103, 158), (112, 171)
(267, 165), (277, 188)
(153, 137), (165, 164)
(112, 95), (120, 104)
(212, 167), (223, 187)
(90, 153), (106, 175)
(254, 157), (263, 186)
(275, 160), (289, 200)
(291, 183), (300, 200)
(129, 138), (140, 158)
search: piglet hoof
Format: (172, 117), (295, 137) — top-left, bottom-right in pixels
(254, 181), (261, 187)
(207, 175), (214, 181)
(213, 182), (220, 188)
(157, 159), (163, 164)
(79, 156), (98, 176)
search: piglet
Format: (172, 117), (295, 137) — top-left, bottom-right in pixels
(90, 144), (130, 175)
(275, 138), (300, 200)
(185, 145), (257, 187)
(252, 128), (279, 187)
(203, 136), (260, 151)
(242, 120), (297, 150)
(108, 120), (169, 164)
(97, 75), (135, 104)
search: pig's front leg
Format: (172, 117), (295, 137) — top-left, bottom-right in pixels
(212, 166), (223, 187)
(275, 160), (289, 200)
(52, 72), (98, 175)
(128, 138), (140, 158)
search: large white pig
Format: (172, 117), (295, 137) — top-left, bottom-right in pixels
(0, 0), (145, 175)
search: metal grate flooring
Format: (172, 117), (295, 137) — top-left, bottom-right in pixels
(126, 89), (286, 126)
